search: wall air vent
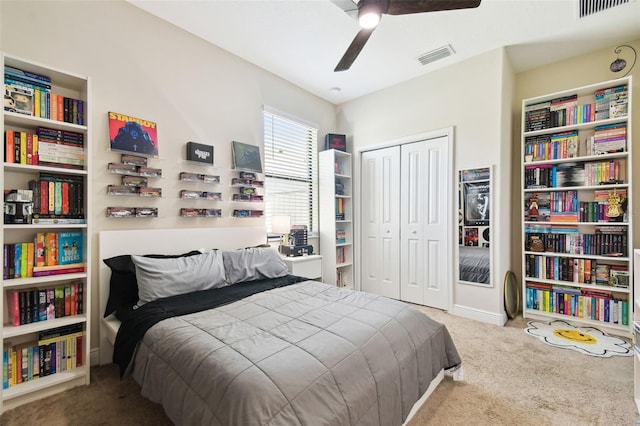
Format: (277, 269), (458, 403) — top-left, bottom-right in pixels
(579, 0), (629, 18)
(417, 44), (455, 66)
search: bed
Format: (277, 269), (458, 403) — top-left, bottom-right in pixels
(99, 227), (461, 426)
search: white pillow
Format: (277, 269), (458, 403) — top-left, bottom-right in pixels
(132, 250), (227, 306)
(222, 247), (289, 285)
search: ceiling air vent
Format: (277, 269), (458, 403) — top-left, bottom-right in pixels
(417, 45), (455, 66)
(579, 0), (629, 18)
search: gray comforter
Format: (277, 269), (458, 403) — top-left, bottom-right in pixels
(131, 281), (461, 425)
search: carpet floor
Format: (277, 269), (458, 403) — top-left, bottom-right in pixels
(0, 307), (635, 425)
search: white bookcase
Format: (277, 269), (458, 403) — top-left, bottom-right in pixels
(319, 149), (353, 288)
(634, 249), (640, 413)
(521, 76), (632, 337)
(1, 53), (91, 412)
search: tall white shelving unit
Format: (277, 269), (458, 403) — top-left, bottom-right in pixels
(1, 53), (91, 412)
(319, 149), (353, 288)
(521, 76), (632, 337)
(634, 249), (640, 413)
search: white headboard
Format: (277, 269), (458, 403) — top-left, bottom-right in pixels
(98, 226), (267, 364)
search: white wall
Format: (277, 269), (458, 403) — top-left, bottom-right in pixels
(0, 0), (337, 352)
(337, 48), (514, 325)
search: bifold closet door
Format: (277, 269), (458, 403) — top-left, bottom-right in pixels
(400, 137), (449, 309)
(360, 146), (401, 299)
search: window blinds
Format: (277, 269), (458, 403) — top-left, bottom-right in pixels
(263, 110), (318, 234)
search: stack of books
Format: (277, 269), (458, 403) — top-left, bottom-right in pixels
(3, 231), (84, 279)
(2, 323), (85, 389)
(4, 65), (85, 124)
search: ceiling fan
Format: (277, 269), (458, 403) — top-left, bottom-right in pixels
(333, 0), (482, 72)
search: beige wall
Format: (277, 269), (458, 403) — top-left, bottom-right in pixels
(336, 48), (514, 325)
(0, 0), (337, 357)
(511, 38), (640, 287)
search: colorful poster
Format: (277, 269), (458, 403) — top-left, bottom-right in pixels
(108, 112), (159, 158)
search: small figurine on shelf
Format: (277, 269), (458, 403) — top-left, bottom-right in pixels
(606, 189), (625, 222)
(527, 195), (539, 218)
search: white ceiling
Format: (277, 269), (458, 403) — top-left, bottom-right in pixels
(129, 0), (640, 105)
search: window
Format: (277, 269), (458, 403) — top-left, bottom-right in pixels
(263, 109), (318, 234)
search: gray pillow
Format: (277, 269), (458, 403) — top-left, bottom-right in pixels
(132, 250), (227, 306)
(222, 247), (289, 285)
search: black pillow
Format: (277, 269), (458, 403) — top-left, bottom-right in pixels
(102, 250), (202, 318)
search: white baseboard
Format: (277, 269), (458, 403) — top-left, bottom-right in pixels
(451, 304), (507, 326)
(90, 348), (101, 367)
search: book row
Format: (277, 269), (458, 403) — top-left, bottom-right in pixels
(29, 173), (85, 220)
(336, 269), (349, 288)
(4, 128), (85, 169)
(525, 283), (629, 325)
(334, 160), (347, 175)
(336, 230), (347, 244)
(524, 131), (578, 161)
(4, 65), (85, 125)
(3, 231), (84, 279)
(6, 282), (84, 326)
(3, 175), (85, 225)
(525, 230), (628, 256)
(523, 85), (627, 132)
(525, 254), (628, 286)
(335, 198), (346, 220)
(524, 190), (626, 223)
(524, 160), (623, 188)
(336, 246), (347, 264)
(524, 132), (625, 162)
(2, 324), (85, 389)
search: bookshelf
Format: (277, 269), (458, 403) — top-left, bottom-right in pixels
(1, 53), (91, 412)
(521, 76), (633, 337)
(319, 149), (353, 288)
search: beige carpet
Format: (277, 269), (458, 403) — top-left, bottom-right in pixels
(0, 307), (636, 425)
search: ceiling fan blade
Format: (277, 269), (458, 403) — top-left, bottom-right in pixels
(334, 27), (376, 72)
(386, 0), (481, 15)
(329, 0), (358, 16)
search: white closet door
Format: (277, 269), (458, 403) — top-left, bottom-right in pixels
(360, 146), (400, 298)
(400, 136), (449, 308)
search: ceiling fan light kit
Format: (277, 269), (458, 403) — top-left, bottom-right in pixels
(358, 1), (384, 28)
(334, 0), (482, 72)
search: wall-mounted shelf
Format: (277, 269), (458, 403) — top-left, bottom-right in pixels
(179, 208), (222, 218)
(106, 207), (158, 218)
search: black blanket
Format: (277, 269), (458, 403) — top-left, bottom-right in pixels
(113, 274), (307, 377)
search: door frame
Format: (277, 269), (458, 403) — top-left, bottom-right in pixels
(354, 127), (455, 311)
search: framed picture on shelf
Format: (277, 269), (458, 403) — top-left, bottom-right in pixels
(324, 133), (346, 151)
(232, 141), (262, 173)
(108, 111), (159, 158)
(186, 141), (214, 164)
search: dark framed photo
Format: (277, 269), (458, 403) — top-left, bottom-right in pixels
(325, 133), (346, 151)
(186, 141), (214, 164)
(108, 111), (159, 158)
(463, 182), (490, 226)
(232, 141), (262, 173)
